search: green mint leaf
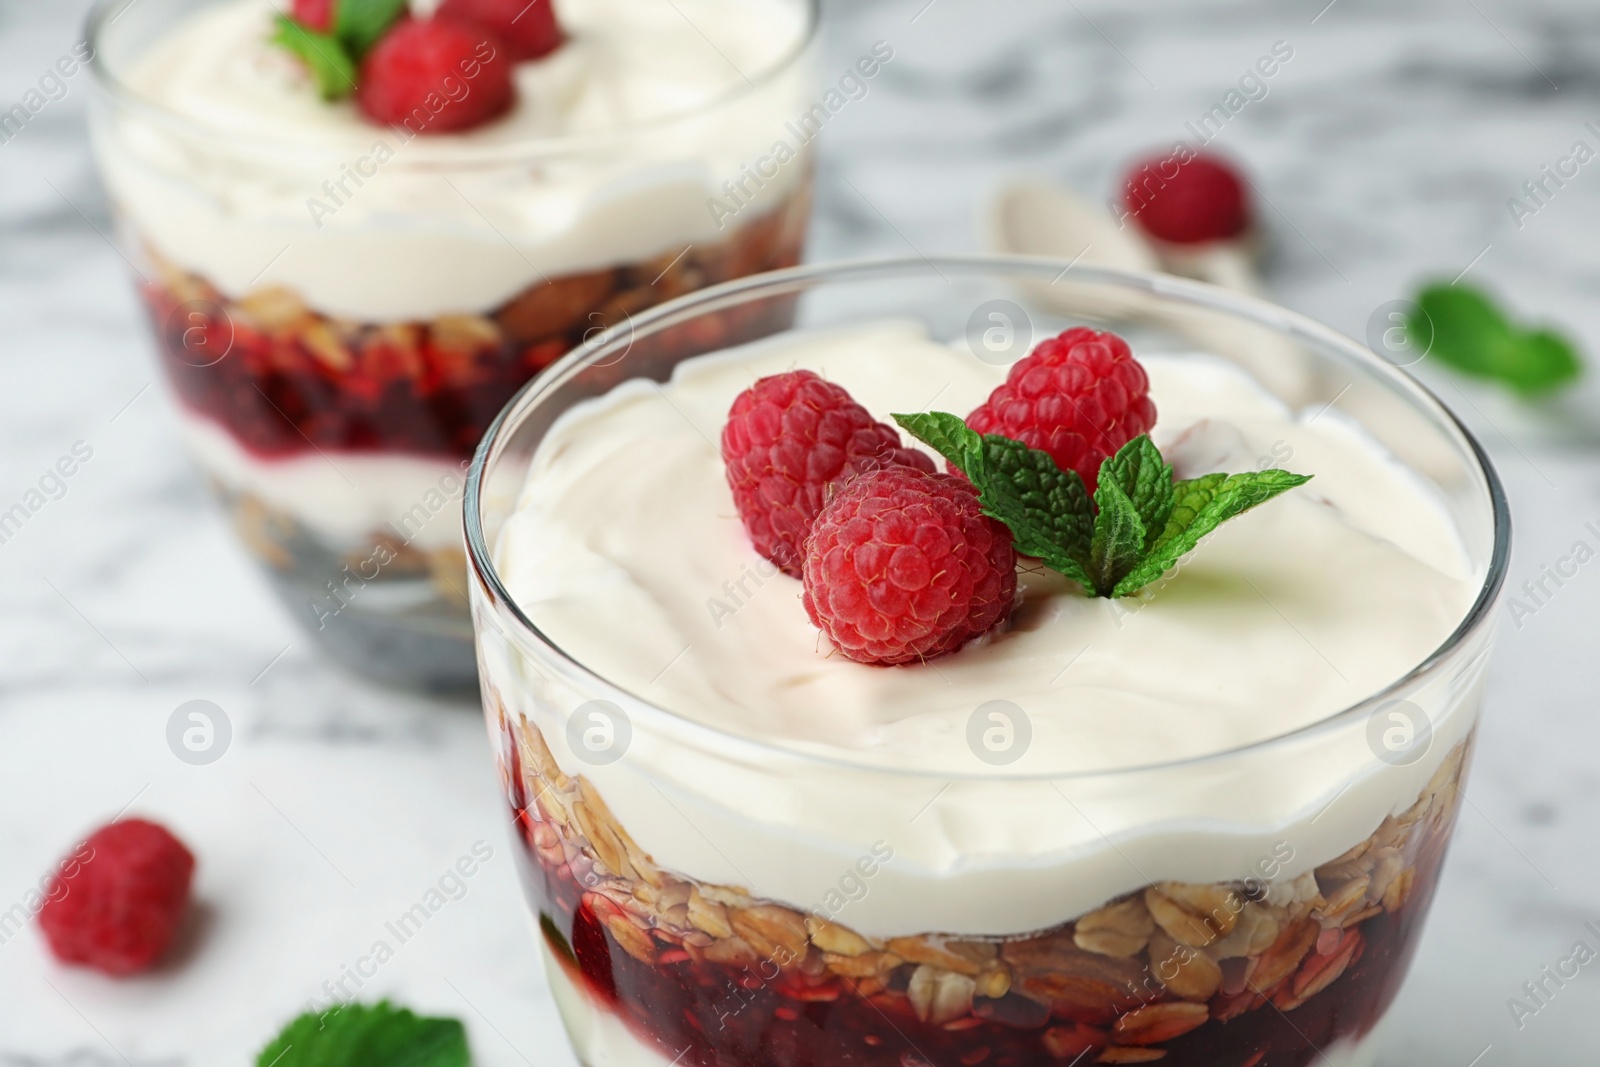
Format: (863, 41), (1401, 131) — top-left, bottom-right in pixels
(1089, 477), (1146, 595)
(1150, 472), (1227, 556)
(1512, 329), (1584, 395)
(256, 1001), (471, 1067)
(270, 15), (357, 101)
(894, 413), (1097, 589)
(1096, 435), (1173, 553)
(1411, 283), (1581, 397)
(896, 413), (1312, 599)
(892, 412), (979, 474)
(1113, 469), (1312, 596)
(336, 0), (410, 59)
(976, 433), (1097, 588)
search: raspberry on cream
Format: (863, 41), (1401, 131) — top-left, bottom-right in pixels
(801, 465), (1017, 666)
(354, 16), (515, 131)
(723, 369), (934, 577)
(964, 326), (1158, 492)
(438, 0), (564, 61)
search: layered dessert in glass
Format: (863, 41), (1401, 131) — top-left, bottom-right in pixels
(85, 0), (817, 688)
(466, 259), (1508, 1067)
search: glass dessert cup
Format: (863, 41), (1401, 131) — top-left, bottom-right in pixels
(84, 0), (818, 691)
(466, 258), (1509, 1067)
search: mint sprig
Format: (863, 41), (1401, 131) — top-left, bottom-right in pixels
(1111, 467), (1313, 596)
(256, 1001), (470, 1067)
(269, 0), (407, 100)
(896, 413), (1096, 587)
(894, 414), (1311, 598)
(1090, 476), (1146, 597)
(270, 15), (358, 101)
(337, 0), (410, 58)
(1409, 283), (1581, 397)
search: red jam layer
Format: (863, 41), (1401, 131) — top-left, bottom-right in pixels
(136, 191), (809, 461)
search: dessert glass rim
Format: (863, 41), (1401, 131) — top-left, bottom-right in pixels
(465, 254), (1512, 782)
(82, 0), (822, 166)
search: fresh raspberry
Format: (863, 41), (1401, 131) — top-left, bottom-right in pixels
(802, 467), (1016, 666)
(38, 819), (195, 976)
(722, 371), (934, 577)
(438, 0), (564, 62)
(1122, 153), (1250, 245)
(966, 327), (1156, 493)
(357, 17), (515, 134)
(292, 0), (334, 32)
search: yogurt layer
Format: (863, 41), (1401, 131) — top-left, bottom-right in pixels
(96, 0), (814, 321)
(178, 409), (468, 551)
(486, 321), (1488, 936)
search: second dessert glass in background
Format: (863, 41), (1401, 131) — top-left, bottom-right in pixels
(466, 258), (1508, 1067)
(84, 0), (820, 690)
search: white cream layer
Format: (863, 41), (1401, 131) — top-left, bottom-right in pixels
(498, 321), (1475, 765)
(98, 0), (812, 321)
(485, 321), (1487, 937)
(178, 409), (467, 552)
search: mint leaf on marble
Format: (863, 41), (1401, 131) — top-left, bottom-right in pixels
(894, 415), (1311, 598)
(1411, 283), (1581, 397)
(336, 0), (410, 58)
(270, 15), (358, 101)
(256, 1000), (471, 1067)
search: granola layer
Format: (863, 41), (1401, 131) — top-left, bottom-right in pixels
(496, 697), (1470, 1067)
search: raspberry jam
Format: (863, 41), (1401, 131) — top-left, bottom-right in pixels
(137, 191), (810, 462)
(499, 707), (1468, 1067)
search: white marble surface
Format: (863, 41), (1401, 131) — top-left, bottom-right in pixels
(3, 0), (1600, 1062)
